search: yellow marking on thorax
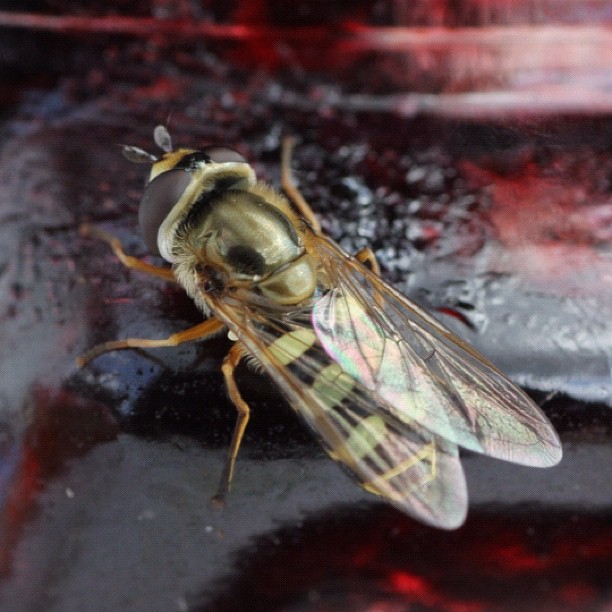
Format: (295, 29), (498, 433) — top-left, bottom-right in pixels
(267, 328), (317, 365)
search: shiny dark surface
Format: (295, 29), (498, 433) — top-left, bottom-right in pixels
(202, 508), (612, 612)
(0, 2), (610, 611)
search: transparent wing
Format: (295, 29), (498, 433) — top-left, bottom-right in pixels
(310, 234), (562, 468)
(209, 297), (468, 529)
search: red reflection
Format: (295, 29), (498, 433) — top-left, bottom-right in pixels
(203, 507), (612, 611)
(389, 570), (428, 594)
(461, 153), (611, 297)
(0, 446), (40, 574)
(0, 387), (118, 574)
(390, 569), (485, 612)
(0, 3), (610, 108)
(488, 543), (554, 572)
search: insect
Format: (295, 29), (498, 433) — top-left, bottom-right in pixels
(77, 126), (562, 529)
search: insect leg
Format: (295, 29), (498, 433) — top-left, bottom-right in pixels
(76, 317), (225, 367)
(355, 246), (386, 308)
(280, 137), (322, 232)
(213, 342), (250, 505)
(355, 247), (381, 276)
(80, 224), (176, 282)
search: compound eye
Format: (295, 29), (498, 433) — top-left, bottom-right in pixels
(202, 146), (246, 164)
(138, 169), (192, 256)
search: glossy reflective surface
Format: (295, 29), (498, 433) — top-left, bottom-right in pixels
(0, 1), (610, 610)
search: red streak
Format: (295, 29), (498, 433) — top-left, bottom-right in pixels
(0, 447), (41, 575)
(494, 544), (553, 572)
(389, 571), (428, 595)
(389, 570), (485, 612)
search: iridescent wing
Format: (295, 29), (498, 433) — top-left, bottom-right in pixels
(209, 298), (468, 529)
(309, 234), (562, 468)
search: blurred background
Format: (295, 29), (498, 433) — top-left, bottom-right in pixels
(0, 1), (610, 610)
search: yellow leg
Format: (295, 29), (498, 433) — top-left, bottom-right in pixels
(76, 317), (225, 368)
(213, 342), (250, 505)
(81, 224), (176, 282)
(355, 247), (385, 308)
(280, 137), (321, 232)
(355, 246), (381, 276)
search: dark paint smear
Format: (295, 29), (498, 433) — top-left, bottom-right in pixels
(202, 506), (612, 612)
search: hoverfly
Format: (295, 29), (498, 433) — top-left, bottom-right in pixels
(77, 126), (561, 529)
